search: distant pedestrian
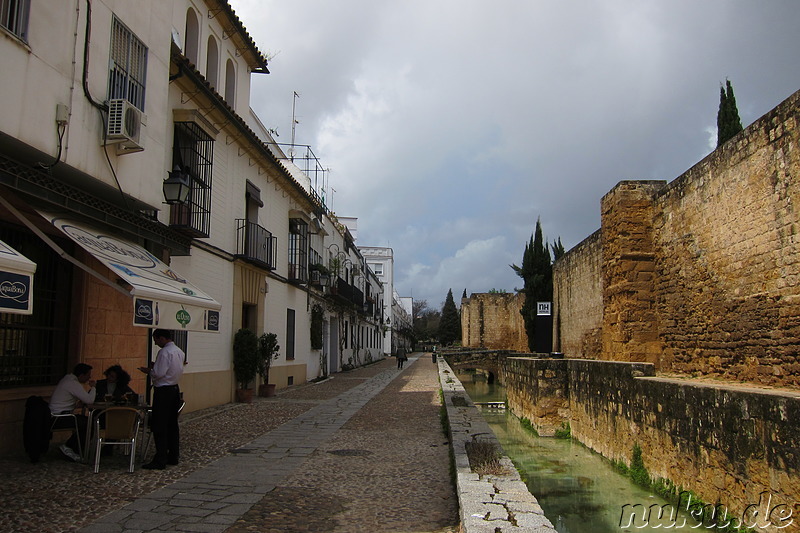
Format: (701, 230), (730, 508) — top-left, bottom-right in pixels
(396, 346), (407, 369)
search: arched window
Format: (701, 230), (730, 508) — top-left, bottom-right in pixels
(184, 8), (200, 65)
(206, 36), (219, 88)
(224, 59), (236, 105)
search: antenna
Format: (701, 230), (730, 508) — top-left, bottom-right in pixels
(290, 91), (299, 161)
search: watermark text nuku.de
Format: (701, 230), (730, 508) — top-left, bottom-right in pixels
(619, 491), (796, 529)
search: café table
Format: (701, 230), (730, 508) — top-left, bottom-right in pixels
(82, 398), (151, 463)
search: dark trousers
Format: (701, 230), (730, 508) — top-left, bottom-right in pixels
(151, 385), (180, 466)
(52, 413), (88, 453)
(397, 357), (405, 369)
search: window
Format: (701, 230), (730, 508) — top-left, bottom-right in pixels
(0, 0), (29, 41)
(206, 36), (219, 88)
(369, 262), (383, 276)
(286, 309), (295, 360)
(169, 121), (214, 237)
(224, 59), (236, 105)
(288, 218), (308, 283)
(108, 16), (148, 110)
(184, 8), (199, 65)
(0, 223), (72, 388)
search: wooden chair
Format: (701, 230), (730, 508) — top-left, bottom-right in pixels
(92, 407), (141, 473)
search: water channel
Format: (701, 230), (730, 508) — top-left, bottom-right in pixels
(454, 368), (703, 532)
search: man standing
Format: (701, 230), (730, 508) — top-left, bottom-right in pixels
(139, 329), (184, 470)
(396, 345), (407, 369)
(50, 363), (96, 461)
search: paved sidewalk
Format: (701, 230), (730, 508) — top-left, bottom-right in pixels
(68, 353), (458, 532)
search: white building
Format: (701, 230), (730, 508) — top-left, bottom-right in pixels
(0, 0), (384, 455)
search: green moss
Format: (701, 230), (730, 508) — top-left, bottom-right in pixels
(554, 421), (571, 439)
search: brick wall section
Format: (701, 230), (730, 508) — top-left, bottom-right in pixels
(503, 357), (569, 436)
(601, 181), (666, 367)
(552, 230), (603, 357)
(652, 90), (800, 385)
(553, 88), (800, 386)
(461, 293), (528, 352)
(504, 357), (800, 525)
(78, 254), (149, 394)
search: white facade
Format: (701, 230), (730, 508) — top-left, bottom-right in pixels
(0, 0), (385, 455)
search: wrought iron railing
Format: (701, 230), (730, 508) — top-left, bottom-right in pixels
(235, 219), (277, 270)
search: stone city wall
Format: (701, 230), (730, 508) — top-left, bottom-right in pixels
(553, 88), (800, 387)
(552, 230), (603, 358)
(503, 357), (800, 530)
(461, 293), (528, 352)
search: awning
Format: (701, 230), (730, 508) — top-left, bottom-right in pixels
(41, 213), (221, 332)
(0, 239), (36, 315)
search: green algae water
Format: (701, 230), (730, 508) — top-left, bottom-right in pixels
(455, 369), (703, 533)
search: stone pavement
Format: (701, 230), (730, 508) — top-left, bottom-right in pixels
(33, 353), (458, 532)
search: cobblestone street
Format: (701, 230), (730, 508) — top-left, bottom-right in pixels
(0, 355), (459, 532)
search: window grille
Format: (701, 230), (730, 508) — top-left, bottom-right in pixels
(108, 16), (148, 110)
(0, 0), (29, 41)
(0, 224), (72, 388)
(169, 122), (214, 237)
(288, 219), (308, 283)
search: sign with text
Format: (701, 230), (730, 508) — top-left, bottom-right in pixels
(537, 301), (552, 316)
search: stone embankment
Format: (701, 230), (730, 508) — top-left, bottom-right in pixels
(438, 358), (556, 532)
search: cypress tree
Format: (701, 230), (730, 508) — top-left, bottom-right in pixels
(438, 289), (461, 346)
(511, 219), (553, 352)
(717, 79), (743, 147)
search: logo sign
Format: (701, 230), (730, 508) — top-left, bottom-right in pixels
(134, 298), (154, 325)
(206, 310), (220, 331)
(0, 271), (31, 311)
(59, 223), (157, 269)
(176, 308), (191, 328)
(537, 301), (552, 316)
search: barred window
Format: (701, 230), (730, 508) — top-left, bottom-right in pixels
(108, 16), (147, 110)
(0, 0), (29, 41)
(169, 121), (214, 238)
(288, 219), (308, 283)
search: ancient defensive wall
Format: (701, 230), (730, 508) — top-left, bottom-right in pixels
(461, 292), (528, 353)
(503, 357), (800, 531)
(554, 88), (800, 387)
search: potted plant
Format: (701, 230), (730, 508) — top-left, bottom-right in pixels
(233, 328), (259, 403)
(257, 332), (280, 397)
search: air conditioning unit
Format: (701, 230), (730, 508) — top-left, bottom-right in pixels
(105, 99), (143, 153)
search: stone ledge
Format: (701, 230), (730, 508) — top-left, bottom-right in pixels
(438, 359), (557, 533)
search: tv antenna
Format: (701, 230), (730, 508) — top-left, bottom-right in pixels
(290, 91), (300, 161)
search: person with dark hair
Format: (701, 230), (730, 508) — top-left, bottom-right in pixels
(95, 364), (135, 401)
(49, 363), (96, 461)
(139, 329), (184, 470)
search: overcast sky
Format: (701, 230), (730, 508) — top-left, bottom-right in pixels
(228, 0), (800, 309)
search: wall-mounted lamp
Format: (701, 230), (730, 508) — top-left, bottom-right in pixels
(163, 165), (191, 204)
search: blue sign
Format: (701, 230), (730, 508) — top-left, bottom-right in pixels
(0, 270), (31, 312)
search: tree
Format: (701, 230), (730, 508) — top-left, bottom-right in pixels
(511, 218), (554, 352)
(717, 79), (743, 147)
(438, 289), (461, 346)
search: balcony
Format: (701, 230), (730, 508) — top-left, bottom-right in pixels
(235, 219), (277, 270)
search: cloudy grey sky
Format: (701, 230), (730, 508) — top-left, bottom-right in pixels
(229, 0), (800, 309)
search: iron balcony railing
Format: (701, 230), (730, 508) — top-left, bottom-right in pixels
(235, 219), (277, 270)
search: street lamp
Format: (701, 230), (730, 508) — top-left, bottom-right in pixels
(163, 165), (191, 204)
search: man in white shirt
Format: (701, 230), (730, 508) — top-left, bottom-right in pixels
(139, 329), (184, 470)
(50, 363), (96, 461)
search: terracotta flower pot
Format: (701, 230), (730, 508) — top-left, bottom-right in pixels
(236, 388), (254, 403)
(258, 383), (276, 397)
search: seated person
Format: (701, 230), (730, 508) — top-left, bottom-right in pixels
(95, 364), (135, 401)
(49, 363), (96, 462)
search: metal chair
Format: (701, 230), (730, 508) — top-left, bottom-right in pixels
(50, 412), (82, 459)
(93, 407), (142, 473)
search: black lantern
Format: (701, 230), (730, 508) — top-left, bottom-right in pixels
(163, 165), (191, 204)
